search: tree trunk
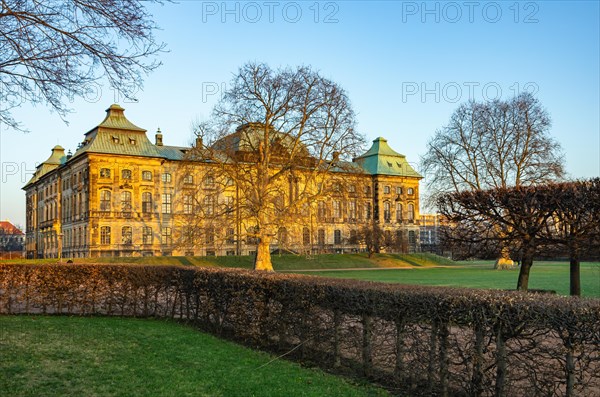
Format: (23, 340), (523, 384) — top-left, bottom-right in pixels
(569, 245), (581, 297)
(516, 246), (534, 291)
(254, 234), (274, 271)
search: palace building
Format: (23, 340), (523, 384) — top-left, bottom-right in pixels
(23, 105), (422, 259)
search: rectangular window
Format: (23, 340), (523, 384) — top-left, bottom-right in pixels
(183, 194), (193, 214)
(226, 228), (235, 244)
(184, 174), (193, 184)
(333, 200), (341, 218)
(161, 227), (172, 245)
(162, 194), (172, 214)
(348, 201), (357, 220)
(100, 168), (111, 178)
(142, 192), (153, 213)
(396, 186), (403, 195)
(317, 201), (326, 220)
(142, 171), (152, 181)
(100, 226), (111, 245)
(365, 202), (372, 219)
(100, 190), (111, 212)
(122, 169), (132, 180)
(203, 196), (214, 216)
(162, 173), (172, 183)
(142, 227), (152, 245)
(384, 185), (391, 194)
(122, 226), (132, 245)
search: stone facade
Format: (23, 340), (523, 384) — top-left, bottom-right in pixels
(24, 105), (422, 259)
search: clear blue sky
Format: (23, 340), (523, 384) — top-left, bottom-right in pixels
(1, 1), (598, 226)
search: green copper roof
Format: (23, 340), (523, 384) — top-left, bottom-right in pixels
(23, 145), (67, 188)
(73, 105), (166, 159)
(354, 137), (422, 178)
(87, 104), (146, 133)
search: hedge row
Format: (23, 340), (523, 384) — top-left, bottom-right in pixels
(1, 264), (598, 396)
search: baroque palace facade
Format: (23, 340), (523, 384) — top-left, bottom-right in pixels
(24, 105), (422, 259)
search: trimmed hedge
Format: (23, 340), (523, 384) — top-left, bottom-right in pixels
(1, 263), (598, 396)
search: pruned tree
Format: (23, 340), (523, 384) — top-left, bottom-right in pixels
(438, 185), (557, 291)
(542, 179), (600, 296)
(422, 93), (565, 200)
(0, 0), (166, 130)
(189, 62), (365, 271)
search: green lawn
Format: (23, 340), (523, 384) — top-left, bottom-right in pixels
(0, 316), (388, 397)
(290, 261), (600, 298)
(3, 253), (598, 297)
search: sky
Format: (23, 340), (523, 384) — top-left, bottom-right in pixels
(1, 0), (599, 227)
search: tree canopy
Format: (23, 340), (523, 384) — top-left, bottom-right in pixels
(438, 179), (600, 295)
(421, 93), (565, 203)
(189, 62), (365, 271)
(0, 0), (166, 130)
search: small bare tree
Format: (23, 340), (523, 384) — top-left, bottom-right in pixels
(0, 0), (166, 130)
(189, 62), (365, 271)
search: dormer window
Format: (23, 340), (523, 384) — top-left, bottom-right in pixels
(129, 138), (136, 145)
(112, 136), (120, 144)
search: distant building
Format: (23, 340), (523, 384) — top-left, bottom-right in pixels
(0, 220), (25, 258)
(419, 214), (450, 255)
(23, 104), (423, 259)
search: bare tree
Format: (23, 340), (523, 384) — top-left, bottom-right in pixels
(421, 93), (565, 201)
(189, 62), (365, 271)
(0, 0), (166, 130)
(423, 93), (565, 263)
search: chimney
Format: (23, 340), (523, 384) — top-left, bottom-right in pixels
(155, 128), (163, 146)
(66, 150), (73, 160)
(195, 136), (203, 148)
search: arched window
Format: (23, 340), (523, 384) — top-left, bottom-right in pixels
(121, 191), (132, 212)
(396, 203), (403, 221)
(100, 190), (111, 212)
(302, 227), (311, 246)
(384, 201), (391, 222)
(408, 203), (415, 221)
(334, 229), (342, 245)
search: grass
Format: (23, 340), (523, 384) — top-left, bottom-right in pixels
(291, 261), (600, 298)
(0, 315), (388, 397)
(0, 252), (453, 270)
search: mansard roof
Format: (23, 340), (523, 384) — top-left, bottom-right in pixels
(72, 104), (161, 159)
(23, 145), (67, 188)
(353, 137), (422, 178)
